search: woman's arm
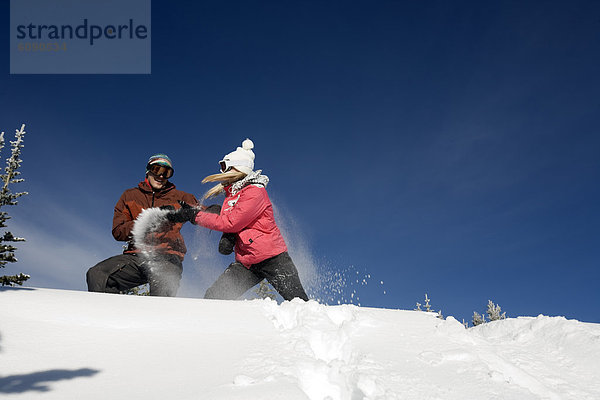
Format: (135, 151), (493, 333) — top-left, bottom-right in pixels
(195, 186), (268, 233)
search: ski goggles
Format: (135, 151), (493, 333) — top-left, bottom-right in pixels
(219, 158), (252, 173)
(219, 160), (232, 173)
(147, 163), (174, 179)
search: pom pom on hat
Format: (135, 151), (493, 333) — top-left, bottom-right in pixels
(220, 138), (255, 175)
(241, 138), (254, 151)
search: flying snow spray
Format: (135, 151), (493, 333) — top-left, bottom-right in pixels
(131, 207), (179, 295)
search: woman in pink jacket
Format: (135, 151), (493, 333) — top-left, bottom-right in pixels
(168, 139), (309, 301)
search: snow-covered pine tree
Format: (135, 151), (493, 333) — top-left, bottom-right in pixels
(0, 124), (29, 286)
(472, 311), (485, 326)
(486, 300), (506, 321)
(254, 280), (277, 300)
(414, 294), (443, 318)
(126, 283), (150, 296)
(424, 293), (432, 312)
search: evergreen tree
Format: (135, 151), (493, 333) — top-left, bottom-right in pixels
(126, 283), (150, 296)
(423, 293), (432, 312)
(486, 300), (506, 321)
(254, 280), (277, 300)
(472, 311), (485, 326)
(414, 294), (443, 318)
(471, 300), (507, 327)
(0, 124), (29, 286)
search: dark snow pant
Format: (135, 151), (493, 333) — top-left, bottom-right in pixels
(86, 253), (183, 297)
(204, 252), (309, 301)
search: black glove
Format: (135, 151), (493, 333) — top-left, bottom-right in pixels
(218, 233), (236, 255)
(204, 204), (222, 214)
(159, 205), (175, 211)
(166, 201), (198, 223)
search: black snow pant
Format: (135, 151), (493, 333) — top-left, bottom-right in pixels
(204, 252), (309, 301)
(86, 253), (183, 297)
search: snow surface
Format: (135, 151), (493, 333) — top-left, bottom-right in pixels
(1, 288), (599, 400)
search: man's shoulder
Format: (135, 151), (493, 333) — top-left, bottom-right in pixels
(121, 185), (142, 195)
(118, 185), (146, 200)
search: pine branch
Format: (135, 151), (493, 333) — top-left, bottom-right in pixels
(1, 272), (30, 286)
(2, 231), (26, 242)
(1, 124), (27, 207)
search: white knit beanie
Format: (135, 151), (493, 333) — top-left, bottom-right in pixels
(220, 138), (255, 175)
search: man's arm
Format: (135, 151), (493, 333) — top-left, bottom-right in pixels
(182, 192), (199, 207)
(112, 192), (141, 242)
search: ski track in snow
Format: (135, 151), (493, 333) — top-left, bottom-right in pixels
(469, 316), (600, 399)
(419, 316), (600, 400)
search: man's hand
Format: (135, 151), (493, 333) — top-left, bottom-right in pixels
(166, 201), (199, 224)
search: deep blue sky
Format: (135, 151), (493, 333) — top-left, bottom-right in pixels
(2, 1), (599, 323)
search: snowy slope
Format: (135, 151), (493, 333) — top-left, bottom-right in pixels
(1, 288), (599, 400)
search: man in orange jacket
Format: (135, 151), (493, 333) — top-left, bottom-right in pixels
(86, 154), (198, 296)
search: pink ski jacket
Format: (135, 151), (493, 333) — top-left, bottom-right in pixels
(194, 184), (288, 268)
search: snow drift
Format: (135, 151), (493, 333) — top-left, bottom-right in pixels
(1, 287), (599, 399)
